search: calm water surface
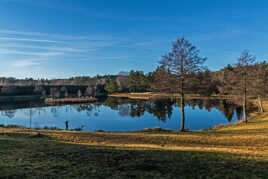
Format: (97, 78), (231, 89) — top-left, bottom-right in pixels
(0, 97), (243, 131)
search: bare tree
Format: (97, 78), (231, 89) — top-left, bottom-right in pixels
(50, 87), (60, 99)
(151, 66), (177, 93)
(224, 50), (256, 123)
(160, 37), (207, 131)
(77, 89), (82, 98)
(252, 62), (268, 113)
(85, 86), (94, 97)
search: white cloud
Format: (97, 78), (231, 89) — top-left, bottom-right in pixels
(0, 29), (122, 41)
(11, 60), (39, 68)
(0, 29), (87, 41)
(0, 44), (89, 53)
(0, 29), (149, 79)
(0, 37), (59, 43)
(0, 49), (63, 56)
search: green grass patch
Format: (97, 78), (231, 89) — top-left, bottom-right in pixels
(0, 139), (23, 150)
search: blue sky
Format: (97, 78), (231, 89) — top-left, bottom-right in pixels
(0, 0), (268, 79)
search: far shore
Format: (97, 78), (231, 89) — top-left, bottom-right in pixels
(44, 96), (97, 104)
(0, 95), (42, 103)
(109, 92), (236, 100)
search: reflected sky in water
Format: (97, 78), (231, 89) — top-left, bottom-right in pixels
(0, 97), (242, 131)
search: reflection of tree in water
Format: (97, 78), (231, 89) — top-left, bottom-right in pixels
(103, 97), (173, 122)
(74, 104), (95, 117)
(1, 110), (16, 119)
(23, 108), (37, 128)
(236, 107), (243, 120)
(35, 107), (47, 119)
(94, 112), (99, 117)
(50, 107), (59, 118)
(145, 99), (173, 122)
(103, 97), (243, 123)
(217, 100), (236, 122)
(118, 104), (130, 117)
(184, 99), (240, 122)
(103, 97), (121, 110)
(130, 101), (146, 117)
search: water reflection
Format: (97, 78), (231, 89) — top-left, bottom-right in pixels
(102, 97), (243, 123)
(0, 97), (245, 131)
(1, 110), (16, 119)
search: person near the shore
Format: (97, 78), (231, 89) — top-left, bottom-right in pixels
(65, 120), (69, 130)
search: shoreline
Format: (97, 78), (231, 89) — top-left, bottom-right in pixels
(44, 96), (97, 104)
(109, 92), (235, 100)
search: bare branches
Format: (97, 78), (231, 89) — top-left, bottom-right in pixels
(160, 38), (207, 77)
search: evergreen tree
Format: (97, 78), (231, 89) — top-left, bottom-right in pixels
(105, 80), (119, 94)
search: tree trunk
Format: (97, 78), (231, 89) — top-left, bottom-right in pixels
(242, 74), (248, 123)
(180, 93), (185, 131)
(243, 89), (247, 123)
(258, 95), (264, 113)
(180, 79), (185, 132)
(29, 109), (32, 128)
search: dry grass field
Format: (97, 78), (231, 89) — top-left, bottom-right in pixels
(109, 92), (234, 100)
(1, 98), (268, 178)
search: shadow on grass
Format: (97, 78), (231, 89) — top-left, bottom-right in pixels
(0, 133), (268, 178)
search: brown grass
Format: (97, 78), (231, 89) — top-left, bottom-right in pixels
(1, 98), (268, 178)
(45, 97), (97, 104)
(109, 92), (234, 100)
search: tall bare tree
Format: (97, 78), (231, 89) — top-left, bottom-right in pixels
(223, 50), (256, 123)
(160, 37), (207, 131)
(237, 51), (256, 123)
(252, 62), (268, 113)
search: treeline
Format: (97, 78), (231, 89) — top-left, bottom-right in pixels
(105, 62), (268, 97)
(0, 75), (117, 86)
(1, 62), (268, 100)
(0, 75), (129, 98)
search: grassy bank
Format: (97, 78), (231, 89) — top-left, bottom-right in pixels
(1, 102), (268, 178)
(109, 92), (233, 100)
(45, 97), (97, 104)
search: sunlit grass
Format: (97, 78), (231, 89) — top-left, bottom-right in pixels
(109, 92), (233, 100)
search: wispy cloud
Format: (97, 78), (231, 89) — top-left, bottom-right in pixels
(0, 37), (59, 43)
(0, 29), (126, 61)
(11, 59), (39, 68)
(0, 29), (88, 41)
(0, 28), (152, 79)
(0, 44), (89, 53)
(0, 29), (123, 41)
(0, 49), (63, 56)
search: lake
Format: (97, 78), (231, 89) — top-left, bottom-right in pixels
(0, 97), (243, 131)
